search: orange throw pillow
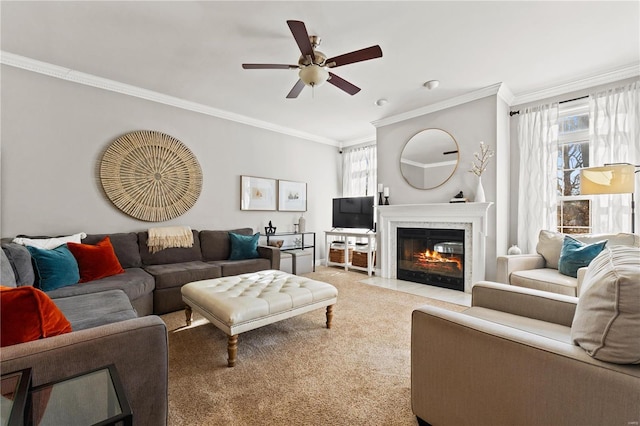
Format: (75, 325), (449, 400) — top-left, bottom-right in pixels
(67, 236), (125, 283)
(0, 286), (72, 347)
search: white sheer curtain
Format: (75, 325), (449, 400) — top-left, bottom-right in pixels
(589, 81), (640, 234)
(342, 145), (377, 197)
(517, 104), (560, 253)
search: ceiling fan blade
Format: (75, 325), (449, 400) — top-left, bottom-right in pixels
(286, 79), (306, 98)
(242, 64), (298, 70)
(327, 72), (361, 95)
(326, 45), (383, 68)
(287, 20), (315, 61)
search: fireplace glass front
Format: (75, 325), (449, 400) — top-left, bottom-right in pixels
(397, 228), (465, 291)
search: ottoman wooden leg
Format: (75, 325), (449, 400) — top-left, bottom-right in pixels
(185, 305), (193, 326)
(326, 305), (334, 329)
(227, 334), (238, 367)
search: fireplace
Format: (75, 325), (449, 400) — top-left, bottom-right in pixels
(397, 228), (465, 291)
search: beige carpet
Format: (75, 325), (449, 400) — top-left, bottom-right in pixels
(162, 267), (466, 426)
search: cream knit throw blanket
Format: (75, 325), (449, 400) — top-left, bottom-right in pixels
(147, 226), (193, 253)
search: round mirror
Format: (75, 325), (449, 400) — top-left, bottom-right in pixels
(400, 129), (459, 189)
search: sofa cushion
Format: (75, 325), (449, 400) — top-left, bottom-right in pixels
(27, 245), (80, 291)
(209, 258), (272, 277)
(200, 228), (253, 261)
(45, 268), (155, 306)
(510, 268), (577, 296)
(229, 232), (260, 260)
(144, 261), (221, 290)
(83, 233), (142, 268)
(138, 230), (202, 265)
(1, 249), (17, 287)
(67, 236), (125, 283)
(53, 289), (138, 331)
(558, 236), (607, 278)
(571, 246), (640, 364)
(0, 286), (72, 347)
(1, 243), (35, 286)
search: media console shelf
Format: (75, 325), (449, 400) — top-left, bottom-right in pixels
(324, 230), (376, 276)
(262, 231), (316, 272)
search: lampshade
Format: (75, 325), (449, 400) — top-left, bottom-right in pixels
(580, 164), (635, 195)
(299, 65), (329, 87)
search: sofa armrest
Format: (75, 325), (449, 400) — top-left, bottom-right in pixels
(471, 281), (577, 326)
(576, 266), (588, 295)
(0, 316), (168, 426)
(258, 245), (281, 270)
(496, 254), (546, 284)
(411, 306), (640, 426)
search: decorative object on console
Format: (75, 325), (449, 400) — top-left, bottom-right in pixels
(469, 141), (494, 203)
(241, 176), (277, 211)
(298, 214), (306, 233)
(100, 130), (202, 222)
(378, 183), (384, 205)
(384, 187), (390, 205)
(265, 221), (277, 235)
(580, 163), (637, 233)
(278, 180), (307, 211)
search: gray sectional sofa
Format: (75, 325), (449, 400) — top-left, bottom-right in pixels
(0, 227), (280, 426)
(2, 227), (281, 315)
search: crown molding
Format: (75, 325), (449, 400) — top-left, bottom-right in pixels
(0, 51), (340, 147)
(372, 82), (507, 128)
(511, 63), (640, 106)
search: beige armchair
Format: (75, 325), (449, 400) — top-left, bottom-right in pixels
(411, 280), (640, 426)
(496, 230), (639, 296)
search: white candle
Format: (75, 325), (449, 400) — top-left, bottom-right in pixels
(378, 183), (383, 193)
(383, 187), (389, 197)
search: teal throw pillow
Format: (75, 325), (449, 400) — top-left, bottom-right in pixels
(229, 232), (260, 260)
(26, 245), (80, 291)
(558, 236), (607, 278)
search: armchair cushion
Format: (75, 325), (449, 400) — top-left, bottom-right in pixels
(572, 246), (640, 364)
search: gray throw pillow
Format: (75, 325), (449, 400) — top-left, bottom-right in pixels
(1, 242), (35, 286)
(1, 249), (17, 287)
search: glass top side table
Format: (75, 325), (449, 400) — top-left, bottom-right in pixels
(1, 368), (31, 426)
(28, 364), (132, 426)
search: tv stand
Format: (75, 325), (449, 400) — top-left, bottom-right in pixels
(324, 230), (376, 276)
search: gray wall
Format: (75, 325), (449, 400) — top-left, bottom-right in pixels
(376, 94), (507, 280)
(0, 66), (340, 259)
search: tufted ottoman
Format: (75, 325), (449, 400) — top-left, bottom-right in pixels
(181, 269), (338, 367)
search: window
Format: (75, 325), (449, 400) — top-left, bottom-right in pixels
(342, 145), (377, 197)
(557, 99), (591, 234)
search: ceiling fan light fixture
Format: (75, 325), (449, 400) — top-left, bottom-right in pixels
(299, 64), (329, 87)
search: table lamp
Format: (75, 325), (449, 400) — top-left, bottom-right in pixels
(580, 163), (637, 233)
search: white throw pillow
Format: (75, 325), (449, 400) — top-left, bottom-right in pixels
(571, 246), (640, 364)
(13, 232), (87, 250)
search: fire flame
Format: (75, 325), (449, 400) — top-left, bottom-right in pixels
(414, 249), (462, 270)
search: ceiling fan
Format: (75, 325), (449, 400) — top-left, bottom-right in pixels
(242, 20), (383, 98)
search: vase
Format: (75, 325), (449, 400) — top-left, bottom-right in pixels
(298, 214), (306, 233)
(507, 245), (522, 255)
(474, 176), (486, 203)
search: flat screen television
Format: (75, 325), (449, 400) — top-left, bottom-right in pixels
(332, 196), (375, 230)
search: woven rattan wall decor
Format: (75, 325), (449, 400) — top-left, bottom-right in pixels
(100, 130), (202, 222)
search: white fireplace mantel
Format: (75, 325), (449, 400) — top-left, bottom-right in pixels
(377, 202), (493, 293)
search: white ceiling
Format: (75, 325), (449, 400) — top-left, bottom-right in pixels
(2, 1), (639, 146)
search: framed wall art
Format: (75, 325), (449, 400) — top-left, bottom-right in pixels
(278, 180), (307, 212)
(240, 176), (276, 211)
